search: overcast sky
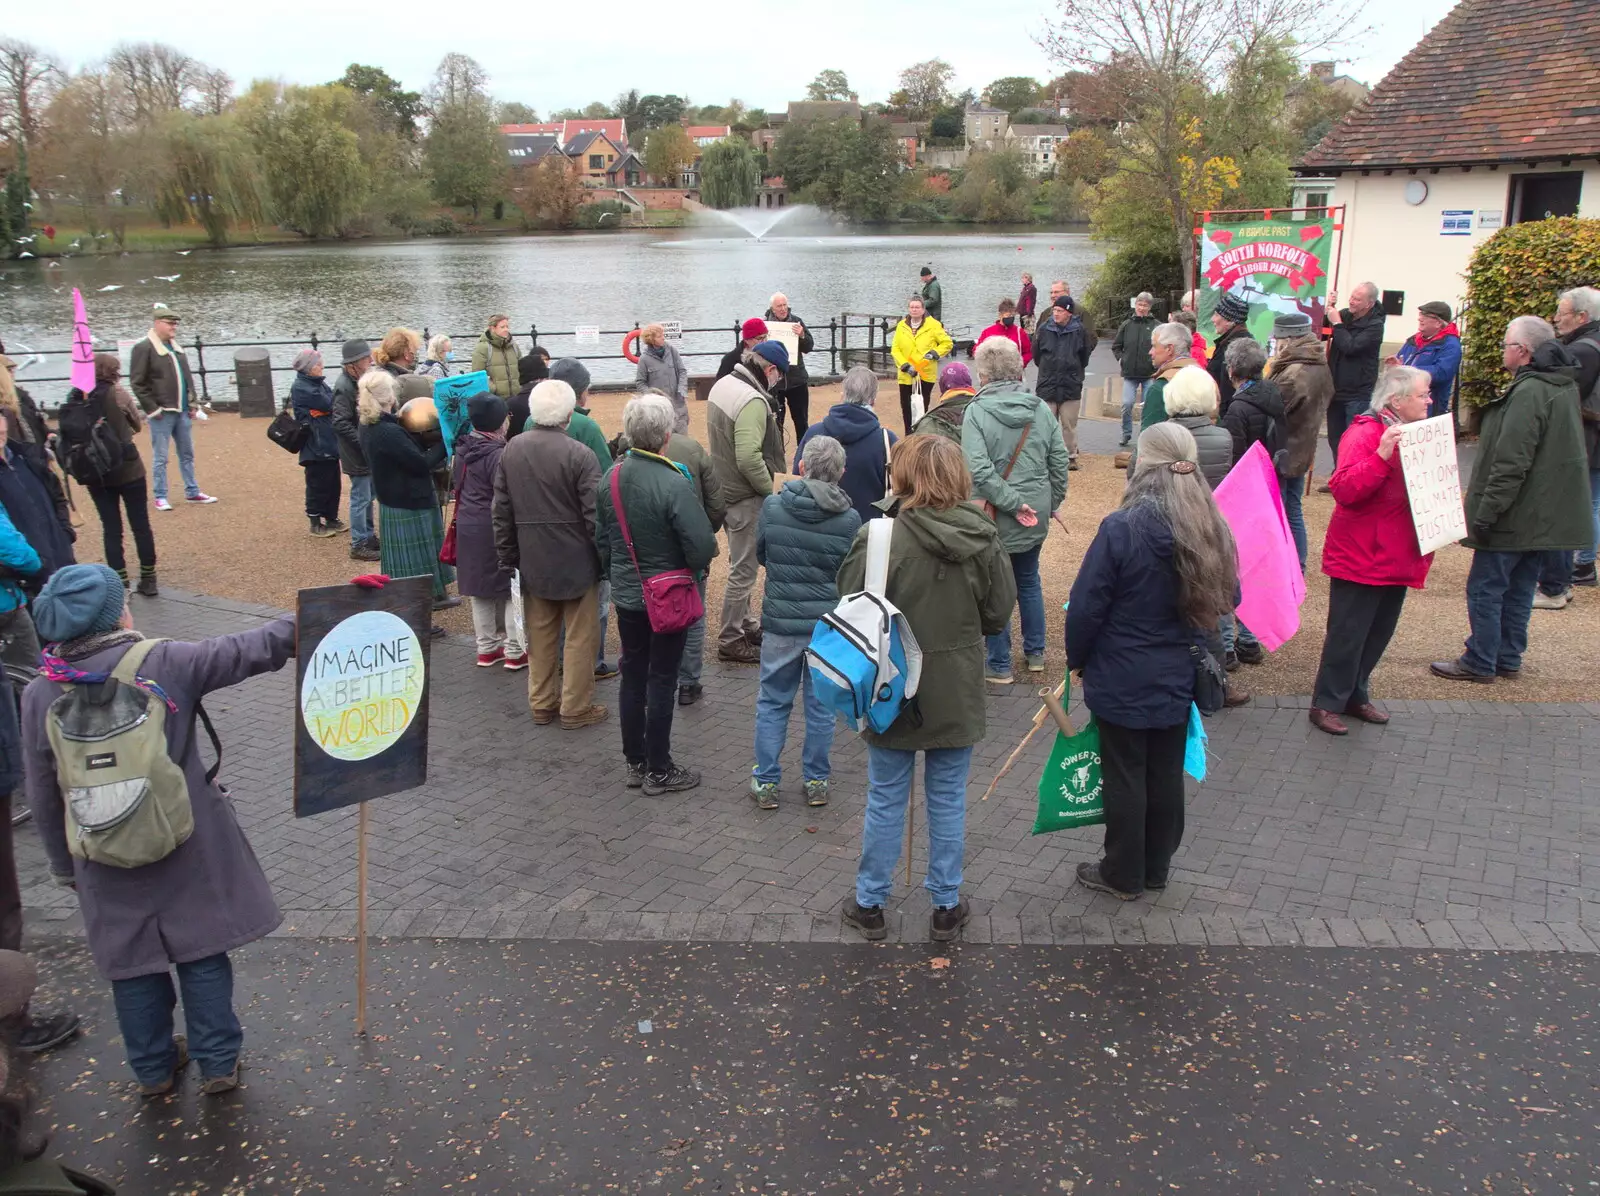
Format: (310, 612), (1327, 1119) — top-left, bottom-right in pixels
(41, 0), (1455, 114)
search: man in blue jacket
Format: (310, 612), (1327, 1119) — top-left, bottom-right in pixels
(1394, 301), (1462, 420)
(794, 366), (896, 525)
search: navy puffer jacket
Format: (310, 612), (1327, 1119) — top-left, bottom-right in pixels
(756, 479), (862, 636)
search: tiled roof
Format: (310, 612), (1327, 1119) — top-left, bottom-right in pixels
(1009, 125), (1070, 137)
(560, 119), (629, 148)
(1300, 0), (1600, 170)
(504, 133), (559, 161)
(501, 122), (559, 135)
(683, 125), (731, 140)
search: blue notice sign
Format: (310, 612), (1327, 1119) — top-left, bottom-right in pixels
(1440, 210), (1474, 236)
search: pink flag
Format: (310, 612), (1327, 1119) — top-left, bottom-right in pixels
(1212, 441), (1306, 651)
(69, 289), (95, 393)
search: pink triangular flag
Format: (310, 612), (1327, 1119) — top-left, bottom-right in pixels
(1212, 441), (1306, 652)
(69, 289), (95, 393)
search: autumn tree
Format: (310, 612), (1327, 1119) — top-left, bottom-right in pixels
(643, 123), (694, 186)
(952, 147), (1034, 223)
(240, 83), (370, 237)
(424, 53), (502, 217)
(108, 42), (197, 125)
(37, 68), (127, 231)
(806, 69), (854, 102)
(498, 101), (539, 124)
(510, 155), (583, 229)
(0, 38), (62, 152)
(194, 68), (234, 116)
(773, 118), (901, 221)
(150, 109), (263, 245)
(897, 60), (956, 118)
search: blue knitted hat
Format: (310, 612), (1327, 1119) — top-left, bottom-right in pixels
(33, 564), (127, 643)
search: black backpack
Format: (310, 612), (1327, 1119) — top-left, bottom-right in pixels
(56, 390), (129, 486)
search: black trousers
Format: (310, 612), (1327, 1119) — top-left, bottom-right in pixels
(1312, 578), (1407, 712)
(898, 379), (935, 435)
(617, 607), (688, 775)
(783, 383), (810, 441)
(1097, 717), (1187, 895)
(86, 476), (157, 575)
(1326, 397), (1364, 471)
(303, 459), (342, 521)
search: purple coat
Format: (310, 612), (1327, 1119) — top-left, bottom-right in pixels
(23, 621), (295, 980)
(451, 432), (512, 599)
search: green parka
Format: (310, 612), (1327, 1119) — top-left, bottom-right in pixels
(960, 381), (1069, 552)
(1463, 340), (1592, 552)
(596, 449), (720, 612)
(837, 503), (1015, 751)
(472, 330), (519, 398)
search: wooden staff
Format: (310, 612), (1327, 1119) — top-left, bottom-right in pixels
(981, 681), (1069, 802)
(904, 767), (916, 886)
(356, 801), (368, 1036)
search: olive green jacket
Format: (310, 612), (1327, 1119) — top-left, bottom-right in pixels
(472, 331), (519, 398)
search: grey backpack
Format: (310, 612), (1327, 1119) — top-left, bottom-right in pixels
(44, 639), (216, 869)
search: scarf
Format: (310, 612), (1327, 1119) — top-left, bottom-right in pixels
(1411, 322), (1460, 349)
(38, 630), (177, 712)
(626, 447), (691, 484)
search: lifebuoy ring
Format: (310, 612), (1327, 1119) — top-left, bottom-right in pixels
(621, 329), (641, 363)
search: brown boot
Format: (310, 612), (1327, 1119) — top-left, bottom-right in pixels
(560, 705), (608, 729)
(530, 707), (559, 726)
(1223, 683), (1251, 708)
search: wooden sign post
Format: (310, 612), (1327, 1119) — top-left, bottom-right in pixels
(294, 575), (433, 1035)
(1398, 414), (1469, 555)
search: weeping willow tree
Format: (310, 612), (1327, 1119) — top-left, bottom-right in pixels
(239, 83), (371, 237)
(699, 137), (760, 208)
(151, 109), (264, 245)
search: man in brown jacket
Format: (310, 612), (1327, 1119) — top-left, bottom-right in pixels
(492, 379), (606, 730)
(1267, 311), (1334, 569)
(128, 306), (216, 510)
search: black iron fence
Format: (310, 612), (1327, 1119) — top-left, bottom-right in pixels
(11, 313), (931, 408)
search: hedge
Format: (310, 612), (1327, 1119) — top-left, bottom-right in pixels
(1461, 217), (1600, 406)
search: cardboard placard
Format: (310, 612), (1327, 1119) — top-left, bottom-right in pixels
(1398, 414), (1468, 554)
(294, 576), (432, 817)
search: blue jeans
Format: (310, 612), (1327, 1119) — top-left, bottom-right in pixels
(148, 410), (198, 501)
(856, 745), (972, 909)
(1462, 549), (1542, 676)
(985, 545), (1045, 671)
(110, 953), (242, 1085)
(1581, 468), (1600, 567)
(751, 631), (834, 784)
(348, 473), (375, 545)
(1220, 612), (1259, 655)
(678, 578), (709, 686)
(1120, 378), (1147, 442)
(1280, 474), (1307, 570)
(1538, 551), (1573, 597)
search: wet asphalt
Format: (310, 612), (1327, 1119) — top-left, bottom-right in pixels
(14, 937), (1597, 1194)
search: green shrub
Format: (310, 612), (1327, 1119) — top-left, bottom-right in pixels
(1083, 246), (1183, 334)
(576, 200), (631, 229)
(1461, 217), (1600, 405)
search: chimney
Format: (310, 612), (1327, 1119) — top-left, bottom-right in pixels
(1310, 62), (1335, 81)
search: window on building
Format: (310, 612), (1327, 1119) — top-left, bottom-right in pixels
(1510, 172), (1583, 224)
(1302, 190), (1328, 219)
(589, 154), (604, 170)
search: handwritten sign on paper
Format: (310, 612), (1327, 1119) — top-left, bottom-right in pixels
(1398, 414), (1468, 555)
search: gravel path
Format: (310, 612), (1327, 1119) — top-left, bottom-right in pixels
(73, 393), (1600, 703)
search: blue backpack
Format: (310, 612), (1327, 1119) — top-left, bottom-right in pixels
(806, 518), (923, 733)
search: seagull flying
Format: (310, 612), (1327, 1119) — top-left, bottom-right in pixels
(98, 284), (121, 291)
(176, 250), (191, 256)
(155, 273), (181, 282)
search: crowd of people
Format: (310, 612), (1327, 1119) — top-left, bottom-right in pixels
(0, 272), (1593, 1109)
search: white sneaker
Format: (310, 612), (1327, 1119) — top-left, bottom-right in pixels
(186, 493), (218, 505)
(1532, 589), (1571, 610)
(154, 497), (172, 512)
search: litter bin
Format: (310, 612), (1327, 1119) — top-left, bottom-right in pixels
(234, 347), (276, 418)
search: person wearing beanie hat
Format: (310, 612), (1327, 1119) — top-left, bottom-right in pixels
(1034, 293), (1091, 461)
(456, 392), (526, 671)
(940, 361), (973, 393)
(130, 306), (215, 510)
(23, 587), (297, 1095)
(706, 337), (791, 661)
(331, 339), (379, 561)
(290, 347), (345, 540)
(718, 319), (769, 380)
(910, 360), (977, 446)
(918, 266), (943, 322)
(1207, 290), (1257, 417)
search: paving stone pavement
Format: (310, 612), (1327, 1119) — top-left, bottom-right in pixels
(18, 589), (1600, 950)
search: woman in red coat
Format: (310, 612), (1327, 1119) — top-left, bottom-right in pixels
(1309, 366), (1435, 735)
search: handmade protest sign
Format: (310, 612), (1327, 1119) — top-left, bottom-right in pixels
(432, 369), (489, 453)
(1398, 414), (1467, 555)
(70, 290), (95, 392)
(294, 575), (431, 817)
(1213, 442), (1306, 650)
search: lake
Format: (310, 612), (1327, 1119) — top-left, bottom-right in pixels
(3, 215), (1103, 400)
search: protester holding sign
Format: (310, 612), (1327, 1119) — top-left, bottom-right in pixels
(1067, 423), (1238, 901)
(22, 563), (295, 1097)
(1309, 367), (1435, 735)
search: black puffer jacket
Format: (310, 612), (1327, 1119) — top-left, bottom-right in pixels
(1220, 378), (1286, 466)
(358, 412), (446, 510)
(1208, 325), (1254, 416)
(1034, 314), (1092, 403)
(1326, 306), (1386, 402)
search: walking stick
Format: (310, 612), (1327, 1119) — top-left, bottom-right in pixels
(981, 681), (1069, 802)
(904, 764), (916, 886)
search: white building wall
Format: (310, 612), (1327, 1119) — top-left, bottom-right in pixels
(1329, 162), (1600, 344)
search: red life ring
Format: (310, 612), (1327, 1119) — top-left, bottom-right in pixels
(621, 329), (641, 363)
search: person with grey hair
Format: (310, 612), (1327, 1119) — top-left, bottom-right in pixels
(794, 365), (897, 524)
(290, 348), (345, 540)
(634, 323), (690, 434)
(494, 379), (606, 728)
(1323, 280), (1385, 473)
(1308, 366), (1436, 735)
(418, 334), (453, 379)
(1067, 421), (1238, 899)
(1432, 317), (1591, 683)
(1552, 286), (1600, 587)
(597, 396), (719, 794)
(765, 292), (815, 439)
(748, 434), (861, 810)
(965, 335), (1069, 682)
(1220, 335), (1285, 469)
(1137, 322), (1200, 432)
(656, 394), (725, 707)
(1111, 291), (1160, 446)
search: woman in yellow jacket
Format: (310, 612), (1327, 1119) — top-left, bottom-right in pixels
(890, 296), (953, 434)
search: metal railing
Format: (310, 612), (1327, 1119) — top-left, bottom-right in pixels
(11, 315), (937, 406)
